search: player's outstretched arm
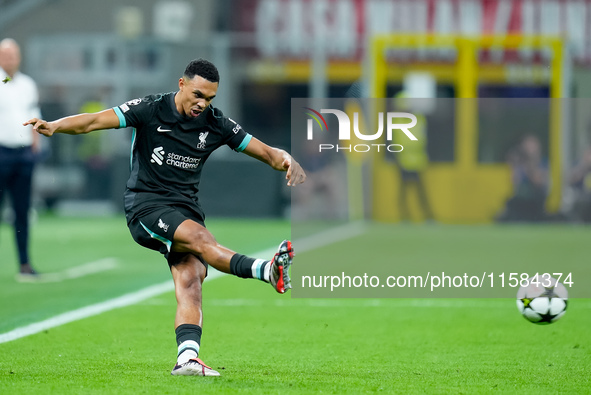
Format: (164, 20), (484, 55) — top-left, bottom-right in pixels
(243, 137), (307, 186)
(23, 109), (120, 137)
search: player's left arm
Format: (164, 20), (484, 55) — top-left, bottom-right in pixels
(242, 137), (307, 186)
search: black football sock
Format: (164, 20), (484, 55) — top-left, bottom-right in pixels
(175, 324), (202, 364)
(230, 253), (270, 281)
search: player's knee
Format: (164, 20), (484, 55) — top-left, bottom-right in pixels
(193, 260), (207, 283)
(173, 254), (206, 285)
(186, 227), (216, 256)
(186, 258), (207, 284)
(177, 265), (205, 304)
(183, 274), (203, 296)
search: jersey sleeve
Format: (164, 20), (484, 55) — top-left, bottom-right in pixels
(112, 97), (152, 129)
(220, 117), (252, 152)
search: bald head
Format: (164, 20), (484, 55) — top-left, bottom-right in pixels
(0, 38), (21, 78)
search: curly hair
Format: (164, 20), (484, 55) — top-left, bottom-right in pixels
(183, 58), (219, 83)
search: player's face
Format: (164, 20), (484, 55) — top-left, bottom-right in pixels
(177, 75), (218, 118)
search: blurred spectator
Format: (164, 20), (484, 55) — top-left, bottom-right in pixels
(392, 94), (434, 222)
(0, 38), (42, 279)
(497, 135), (549, 222)
(292, 138), (345, 220)
(568, 147), (591, 223)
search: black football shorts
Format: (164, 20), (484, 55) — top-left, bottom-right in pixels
(127, 205), (207, 269)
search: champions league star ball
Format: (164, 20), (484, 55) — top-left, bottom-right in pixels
(516, 277), (568, 324)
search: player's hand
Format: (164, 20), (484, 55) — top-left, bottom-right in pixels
(23, 118), (55, 137)
(283, 156), (306, 186)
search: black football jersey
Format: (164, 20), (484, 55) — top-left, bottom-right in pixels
(113, 92), (251, 222)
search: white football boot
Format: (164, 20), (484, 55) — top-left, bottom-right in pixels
(171, 358), (220, 376)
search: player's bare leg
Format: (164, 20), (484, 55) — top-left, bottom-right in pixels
(170, 253), (205, 328)
(172, 219), (294, 293)
(169, 253), (219, 376)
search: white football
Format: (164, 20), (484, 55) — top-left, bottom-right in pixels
(516, 276), (568, 324)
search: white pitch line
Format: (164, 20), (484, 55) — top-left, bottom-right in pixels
(0, 222), (367, 344)
(0, 280), (169, 344)
(0, 271), (218, 344)
(36, 258), (118, 283)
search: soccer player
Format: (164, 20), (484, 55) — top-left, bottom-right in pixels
(24, 59), (306, 376)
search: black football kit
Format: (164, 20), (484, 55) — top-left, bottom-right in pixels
(112, 92), (251, 259)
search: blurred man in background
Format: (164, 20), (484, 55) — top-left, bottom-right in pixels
(0, 38), (41, 280)
(392, 93), (434, 222)
(497, 134), (549, 222)
(293, 138), (345, 220)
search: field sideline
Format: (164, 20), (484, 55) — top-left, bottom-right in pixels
(1, 216), (590, 393)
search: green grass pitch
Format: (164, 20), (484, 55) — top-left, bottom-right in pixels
(0, 216), (590, 394)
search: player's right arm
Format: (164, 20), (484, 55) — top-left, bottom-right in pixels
(23, 109), (120, 137)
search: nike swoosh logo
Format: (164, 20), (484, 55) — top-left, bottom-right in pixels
(157, 126), (172, 132)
